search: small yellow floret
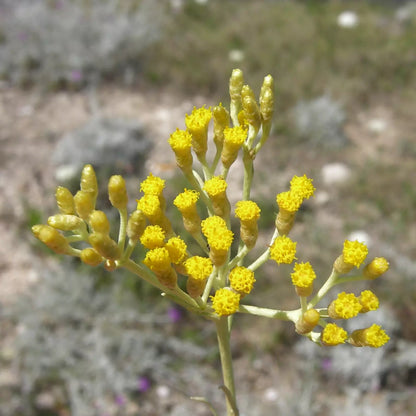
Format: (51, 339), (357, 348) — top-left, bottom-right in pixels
(350, 324), (390, 348)
(185, 106), (212, 131)
(173, 189), (200, 212)
(223, 126), (247, 148)
(235, 200), (261, 222)
(201, 216), (228, 237)
(364, 257), (389, 279)
(359, 290), (379, 313)
(140, 173), (165, 196)
(291, 262), (316, 288)
(137, 195), (162, 218)
(343, 240), (368, 268)
(208, 229), (234, 252)
(290, 175), (315, 200)
(165, 237), (187, 264)
(169, 129), (193, 152)
(276, 191), (303, 213)
(185, 106), (212, 156)
(269, 236), (297, 264)
(211, 288), (240, 316)
(143, 247), (171, 272)
(203, 176), (228, 197)
(140, 225), (166, 249)
(329, 292), (362, 319)
(322, 323), (348, 346)
(184, 256), (213, 281)
(229, 267), (256, 295)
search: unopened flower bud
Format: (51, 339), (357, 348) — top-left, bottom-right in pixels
(127, 210), (147, 242)
(80, 164), (98, 199)
(229, 68), (244, 102)
(55, 186), (75, 215)
(213, 104), (230, 147)
(260, 87), (274, 124)
(89, 210), (110, 234)
(89, 232), (121, 260)
(241, 85), (261, 130)
(80, 247), (103, 266)
(48, 214), (85, 231)
(32, 224), (70, 254)
(296, 309), (320, 334)
(108, 175), (128, 210)
(74, 190), (95, 221)
(363, 257), (389, 279)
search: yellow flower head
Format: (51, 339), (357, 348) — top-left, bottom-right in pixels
(140, 225), (166, 250)
(137, 195), (162, 219)
(359, 290), (379, 313)
(169, 128), (192, 153)
(173, 189), (200, 213)
(269, 235), (297, 264)
(229, 267), (256, 295)
(169, 129), (193, 170)
(364, 257), (389, 279)
(291, 262), (316, 288)
(329, 292), (362, 319)
(322, 323), (348, 346)
(203, 176), (228, 198)
(140, 173), (165, 196)
(208, 229), (234, 252)
(143, 247), (171, 273)
(350, 324), (390, 348)
(276, 191), (303, 214)
(235, 200), (261, 222)
(185, 106), (212, 133)
(165, 236), (187, 264)
(201, 215), (228, 238)
(290, 175), (315, 200)
(223, 126), (247, 149)
(343, 240), (368, 268)
(185, 106), (212, 156)
(184, 256), (213, 281)
(211, 288), (240, 316)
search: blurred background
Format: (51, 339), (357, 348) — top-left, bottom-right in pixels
(1, 0), (416, 415)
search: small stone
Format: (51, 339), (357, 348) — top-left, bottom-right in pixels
(347, 230), (372, 247)
(337, 11), (359, 28)
(321, 163), (351, 185)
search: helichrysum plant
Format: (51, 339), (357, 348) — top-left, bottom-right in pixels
(33, 69), (390, 416)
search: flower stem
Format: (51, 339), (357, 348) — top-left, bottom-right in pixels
(215, 316), (239, 416)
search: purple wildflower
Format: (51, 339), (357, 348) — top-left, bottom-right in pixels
(138, 376), (151, 393)
(167, 306), (182, 323)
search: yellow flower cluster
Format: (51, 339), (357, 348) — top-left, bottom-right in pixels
(234, 200), (261, 222)
(229, 267), (256, 296)
(211, 288), (241, 317)
(350, 324), (390, 348)
(185, 106), (212, 157)
(168, 129), (193, 171)
(140, 225), (165, 249)
(201, 216), (234, 266)
(359, 290), (379, 313)
(328, 292), (362, 319)
(32, 69), (391, 355)
(322, 323), (348, 346)
(165, 237), (187, 264)
(275, 175), (314, 235)
(343, 240), (368, 268)
(269, 235), (297, 264)
(290, 262), (316, 296)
